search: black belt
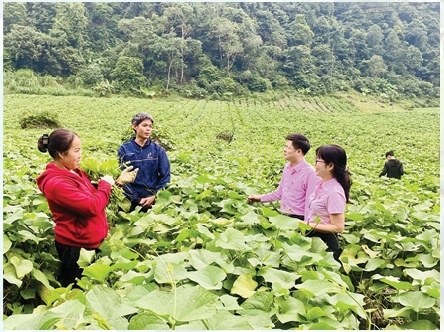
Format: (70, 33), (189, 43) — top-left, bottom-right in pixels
(287, 214), (305, 220)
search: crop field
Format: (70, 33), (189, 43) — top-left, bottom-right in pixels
(3, 93), (440, 330)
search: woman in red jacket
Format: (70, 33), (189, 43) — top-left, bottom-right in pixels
(36, 129), (137, 287)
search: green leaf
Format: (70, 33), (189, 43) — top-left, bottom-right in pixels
(329, 292), (366, 319)
(128, 312), (169, 330)
(307, 321), (337, 330)
(77, 248), (96, 268)
(304, 307), (331, 321)
(383, 306), (413, 319)
(3, 262), (22, 287)
(187, 265), (226, 290)
(50, 300), (87, 330)
(9, 256), (33, 279)
(404, 268), (440, 284)
(231, 274), (258, 298)
(269, 214), (299, 229)
(240, 291), (274, 315)
(257, 267), (300, 289)
(398, 319), (438, 330)
(203, 310), (254, 329)
(82, 261), (114, 282)
(217, 294), (243, 310)
(380, 276), (417, 290)
(153, 260), (188, 284)
(86, 285), (137, 329)
(135, 285), (218, 322)
(364, 258), (385, 271)
(241, 211), (261, 225)
(3, 234), (12, 254)
(295, 279), (341, 296)
(275, 296), (306, 323)
(32, 268), (52, 289)
(395, 291), (435, 312)
(215, 227), (248, 250)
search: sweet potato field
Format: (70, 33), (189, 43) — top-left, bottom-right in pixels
(3, 94), (440, 330)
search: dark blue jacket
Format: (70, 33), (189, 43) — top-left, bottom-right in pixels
(118, 138), (170, 202)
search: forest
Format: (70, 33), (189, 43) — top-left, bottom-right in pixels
(2, 2), (440, 102)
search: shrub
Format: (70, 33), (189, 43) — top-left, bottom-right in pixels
(93, 79), (115, 97)
(20, 111), (61, 129)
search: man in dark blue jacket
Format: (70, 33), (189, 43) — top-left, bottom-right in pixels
(118, 112), (170, 211)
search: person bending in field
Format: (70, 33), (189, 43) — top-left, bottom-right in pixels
(305, 144), (352, 262)
(379, 150), (405, 179)
(247, 133), (319, 221)
(118, 112), (171, 212)
(36, 129), (137, 287)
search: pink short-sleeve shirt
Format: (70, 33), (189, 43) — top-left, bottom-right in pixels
(306, 178), (346, 224)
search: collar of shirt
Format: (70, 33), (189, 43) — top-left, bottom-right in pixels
(316, 177), (339, 192)
(286, 159), (307, 175)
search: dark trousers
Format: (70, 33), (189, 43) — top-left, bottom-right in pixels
(306, 230), (342, 262)
(55, 242), (83, 287)
(55, 242), (100, 287)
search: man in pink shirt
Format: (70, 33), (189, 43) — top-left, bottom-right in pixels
(247, 133), (319, 220)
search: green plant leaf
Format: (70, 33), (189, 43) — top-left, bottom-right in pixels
(269, 214), (299, 229)
(257, 267), (300, 289)
(240, 290), (274, 316)
(3, 234), (12, 254)
(231, 274), (258, 298)
(380, 276), (417, 290)
(217, 294), (243, 310)
(215, 227), (248, 250)
(134, 285), (218, 322)
(9, 256), (33, 279)
(3, 262), (22, 287)
(383, 306), (413, 319)
(295, 279), (341, 296)
(303, 307), (331, 321)
(82, 261), (114, 282)
(86, 285), (137, 329)
(404, 268), (440, 284)
(397, 319), (438, 330)
(275, 296), (306, 323)
(395, 291), (435, 312)
(153, 260), (188, 284)
(186, 265), (227, 290)
(202, 310), (254, 329)
(128, 312), (169, 330)
(77, 248), (97, 268)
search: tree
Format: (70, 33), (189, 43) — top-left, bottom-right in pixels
(50, 3), (88, 49)
(3, 2), (28, 33)
(111, 56), (145, 92)
(163, 4), (195, 84)
(366, 55), (387, 78)
(208, 17), (243, 71)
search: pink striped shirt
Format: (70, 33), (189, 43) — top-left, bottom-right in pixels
(306, 178), (346, 224)
(260, 159), (319, 217)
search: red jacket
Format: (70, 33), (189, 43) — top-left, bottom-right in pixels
(36, 162), (112, 249)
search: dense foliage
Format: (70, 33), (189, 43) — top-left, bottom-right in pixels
(3, 93), (439, 329)
(3, 2), (440, 101)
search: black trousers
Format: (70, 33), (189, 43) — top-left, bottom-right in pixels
(55, 242), (100, 287)
(306, 230), (342, 262)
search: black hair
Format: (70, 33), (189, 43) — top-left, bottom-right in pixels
(38, 129), (78, 159)
(316, 144), (352, 203)
(385, 150), (394, 158)
(285, 133), (311, 155)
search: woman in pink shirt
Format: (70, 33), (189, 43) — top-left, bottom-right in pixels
(305, 144), (352, 261)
